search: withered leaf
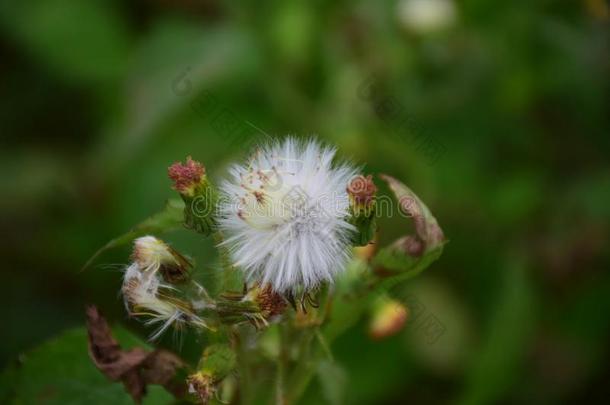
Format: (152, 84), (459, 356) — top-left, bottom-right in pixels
(85, 305), (187, 403)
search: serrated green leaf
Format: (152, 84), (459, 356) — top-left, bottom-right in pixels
(1, 327), (174, 405)
(82, 199), (185, 271)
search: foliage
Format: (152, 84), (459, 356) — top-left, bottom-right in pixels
(1, 0), (609, 403)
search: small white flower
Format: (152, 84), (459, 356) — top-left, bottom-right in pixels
(218, 138), (359, 292)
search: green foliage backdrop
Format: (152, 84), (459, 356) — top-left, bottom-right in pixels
(1, 0), (609, 403)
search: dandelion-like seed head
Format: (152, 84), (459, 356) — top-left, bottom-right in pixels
(219, 138), (359, 292)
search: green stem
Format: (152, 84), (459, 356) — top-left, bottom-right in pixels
(285, 328), (316, 404)
(277, 322), (290, 405)
(213, 230), (240, 291)
(213, 231), (232, 271)
(234, 327), (252, 405)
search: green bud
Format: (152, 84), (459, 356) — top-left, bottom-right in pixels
(187, 344), (236, 404)
(213, 284), (286, 329)
(369, 294), (408, 340)
(168, 157), (218, 236)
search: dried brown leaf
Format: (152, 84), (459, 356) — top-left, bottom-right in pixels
(85, 305), (187, 403)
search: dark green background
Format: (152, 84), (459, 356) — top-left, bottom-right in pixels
(1, 0), (609, 404)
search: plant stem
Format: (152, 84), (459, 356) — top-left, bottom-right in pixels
(213, 230), (240, 291)
(233, 327), (252, 405)
(276, 322), (290, 405)
(285, 327), (316, 404)
(213, 231), (232, 271)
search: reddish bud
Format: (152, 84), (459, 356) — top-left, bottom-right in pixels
(347, 175), (377, 208)
(168, 157), (206, 196)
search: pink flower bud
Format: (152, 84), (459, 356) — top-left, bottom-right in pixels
(168, 156), (206, 196)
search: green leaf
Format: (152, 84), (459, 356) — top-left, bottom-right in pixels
(0, 328), (174, 405)
(373, 243), (445, 286)
(82, 199), (185, 271)
(316, 360), (347, 405)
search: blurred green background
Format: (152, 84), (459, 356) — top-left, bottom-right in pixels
(1, 0), (609, 404)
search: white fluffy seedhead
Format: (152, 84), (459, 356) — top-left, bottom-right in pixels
(218, 137), (359, 292)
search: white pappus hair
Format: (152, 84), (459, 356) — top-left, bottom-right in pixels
(122, 236), (207, 340)
(218, 137), (359, 292)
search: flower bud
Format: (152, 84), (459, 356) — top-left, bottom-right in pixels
(168, 156), (206, 197)
(214, 284), (286, 328)
(369, 297), (408, 340)
(168, 157), (218, 236)
(347, 175), (378, 246)
(245, 283), (287, 320)
(379, 174), (445, 253)
(188, 344), (236, 404)
(347, 175), (377, 215)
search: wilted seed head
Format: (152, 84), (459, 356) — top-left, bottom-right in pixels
(132, 236), (191, 283)
(123, 237), (205, 340)
(122, 262), (205, 340)
(168, 156), (206, 197)
(369, 298), (408, 340)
